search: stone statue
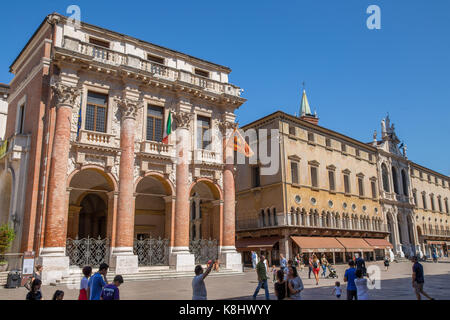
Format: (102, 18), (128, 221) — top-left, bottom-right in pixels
(402, 144), (408, 157)
(381, 119), (386, 137)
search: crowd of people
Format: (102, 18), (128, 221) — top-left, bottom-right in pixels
(25, 263), (124, 300)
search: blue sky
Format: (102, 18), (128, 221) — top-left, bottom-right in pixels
(0, 0), (449, 175)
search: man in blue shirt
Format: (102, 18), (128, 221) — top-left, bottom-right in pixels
(344, 260), (357, 300)
(412, 256), (433, 300)
(88, 263), (109, 300)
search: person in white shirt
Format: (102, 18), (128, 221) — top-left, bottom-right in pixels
(354, 269), (369, 300)
(332, 281), (342, 299)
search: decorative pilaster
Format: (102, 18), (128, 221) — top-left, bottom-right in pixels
(110, 96), (143, 274)
(170, 110), (195, 271)
(39, 80), (80, 284)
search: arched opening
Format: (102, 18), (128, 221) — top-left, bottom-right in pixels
(381, 164), (390, 192)
(387, 213), (394, 245)
(67, 168), (116, 240)
(189, 180), (222, 241)
(0, 168), (12, 225)
(135, 174), (173, 240)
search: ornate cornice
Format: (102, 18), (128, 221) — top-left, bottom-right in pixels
(217, 119), (237, 135)
(114, 97), (143, 120)
(173, 111), (193, 129)
(51, 81), (81, 108)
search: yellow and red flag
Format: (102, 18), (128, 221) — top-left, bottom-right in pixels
(225, 128), (254, 158)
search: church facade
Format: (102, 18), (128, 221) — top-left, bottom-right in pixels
(0, 13), (244, 283)
(235, 92), (450, 265)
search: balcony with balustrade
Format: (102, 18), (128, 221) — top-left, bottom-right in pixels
(58, 36), (243, 99)
(140, 140), (174, 159)
(77, 130), (117, 149)
(193, 148), (221, 165)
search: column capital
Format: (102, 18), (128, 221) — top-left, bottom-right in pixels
(51, 81), (81, 108)
(115, 97), (144, 120)
(164, 195), (176, 203)
(173, 111), (193, 129)
(217, 118), (237, 135)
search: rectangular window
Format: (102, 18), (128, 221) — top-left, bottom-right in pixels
(326, 138), (331, 148)
(445, 199), (449, 213)
(85, 91), (108, 133)
(438, 198), (443, 212)
(310, 166), (318, 188)
(147, 54), (164, 65)
(308, 132), (315, 142)
(291, 162), (299, 185)
(430, 195), (435, 211)
(17, 104), (25, 134)
(328, 171), (335, 191)
(419, 171), (423, 179)
(252, 166), (261, 188)
(341, 143), (347, 153)
(358, 177), (364, 197)
(356, 149), (360, 158)
(368, 154), (373, 162)
(146, 105), (164, 142)
(422, 194), (427, 209)
(413, 191), (418, 207)
(289, 126), (296, 136)
(371, 181), (377, 199)
(344, 174), (350, 194)
(197, 116), (211, 150)
(194, 68), (209, 78)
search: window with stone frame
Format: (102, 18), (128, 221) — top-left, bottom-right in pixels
(445, 198), (449, 214)
(307, 132), (315, 143)
(371, 180), (377, 199)
(291, 161), (299, 185)
(85, 91), (108, 133)
(341, 143), (347, 153)
(430, 194), (436, 211)
(16, 103), (25, 134)
(343, 173), (351, 194)
(328, 170), (336, 192)
(146, 105), (164, 142)
(196, 115), (211, 150)
(355, 149), (360, 158)
(422, 193), (427, 210)
(194, 68), (210, 78)
(289, 125), (296, 136)
(357, 176), (364, 197)
(381, 164), (390, 192)
(310, 166), (318, 188)
(438, 196), (443, 213)
(412, 190), (418, 208)
(325, 138), (332, 148)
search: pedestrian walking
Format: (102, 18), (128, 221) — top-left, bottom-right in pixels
(308, 255), (313, 279)
(287, 266), (304, 300)
(332, 281), (342, 299)
(280, 254), (287, 273)
(52, 290), (64, 300)
(312, 254), (320, 285)
(192, 260), (214, 300)
(252, 254), (270, 300)
(321, 255), (328, 278)
(251, 251), (257, 269)
(354, 269), (369, 300)
(88, 263), (109, 300)
(411, 256), (434, 300)
(355, 253), (367, 276)
(384, 255), (390, 271)
(344, 260), (358, 300)
(26, 279), (43, 300)
(79, 266), (92, 300)
(101, 275), (124, 300)
(271, 265), (277, 283)
(274, 269), (288, 300)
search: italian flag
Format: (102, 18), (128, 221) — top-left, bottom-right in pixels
(162, 111), (172, 144)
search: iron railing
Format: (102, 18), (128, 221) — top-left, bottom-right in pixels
(189, 239), (218, 264)
(133, 237), (170, 266)
(66, 237), (110, 267)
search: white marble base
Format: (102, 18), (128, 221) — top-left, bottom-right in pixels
(219, 247), (243, 272)
(110, 247), (139, 274)
(169, 247), (195, 272)
(38, 247), (70, 285)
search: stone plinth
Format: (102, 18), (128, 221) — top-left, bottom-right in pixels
(110, 247), (139, 274)
(169, 247), (195, 272)
(37, 247), (70, 285)
(220, 246), (243, 272)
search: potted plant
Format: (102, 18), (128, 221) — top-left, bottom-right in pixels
(0, 224), (15, 272)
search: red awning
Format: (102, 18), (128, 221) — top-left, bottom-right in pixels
(364, 238), (393, 249)
(291, 236), (345, 253)
(235, 237), (280, 251)
(336, 237), (374, 252)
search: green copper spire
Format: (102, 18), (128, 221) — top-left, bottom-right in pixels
(300, 89), (312, 116)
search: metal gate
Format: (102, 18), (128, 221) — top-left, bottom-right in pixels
(133, 237), (170, 266)
(66, 237), (109, 267)
(189, 239), (219, 264)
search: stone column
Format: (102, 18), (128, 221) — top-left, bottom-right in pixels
(392, 213), (405, 257)
(39, 81), (80, 285)
(110, 96), (142, 274)
(218, 118), (242, 271)
(169, 111), (195, 271)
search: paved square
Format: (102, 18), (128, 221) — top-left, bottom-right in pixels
(1, 260), (449, 300)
